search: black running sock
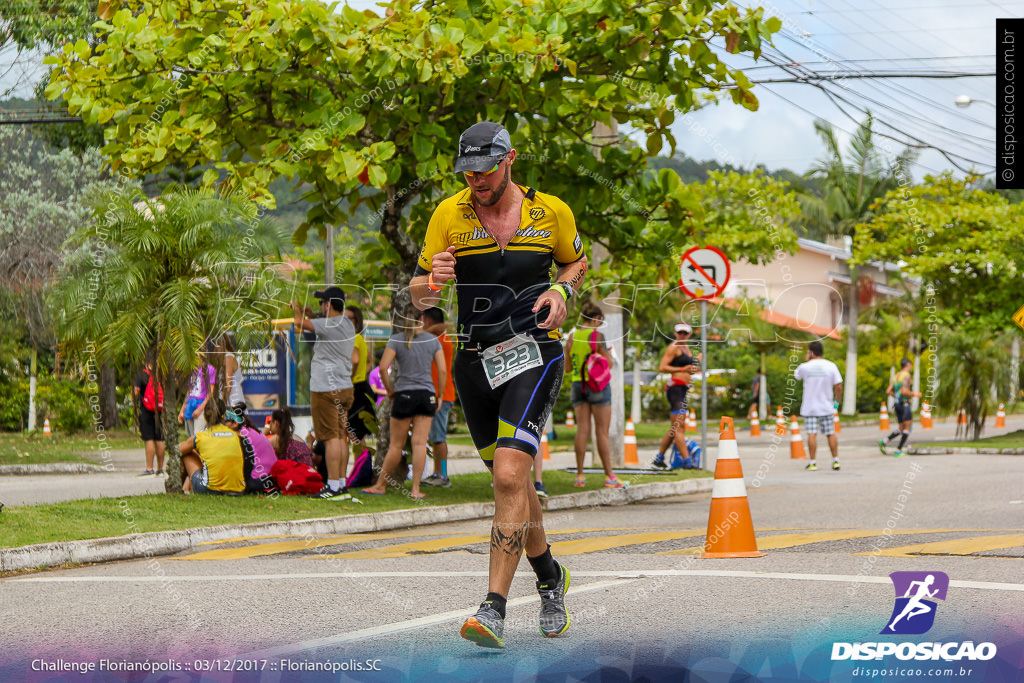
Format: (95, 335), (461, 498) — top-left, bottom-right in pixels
(484, 592), (507, 619)
(898, 431), (910, 449)
(528, 545), (560, 585)
(886, 430), (900, 442)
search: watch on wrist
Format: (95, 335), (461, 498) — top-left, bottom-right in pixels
(554, 281), (574, 299)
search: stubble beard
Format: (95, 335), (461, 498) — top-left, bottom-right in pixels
(473, 165), (511, 207)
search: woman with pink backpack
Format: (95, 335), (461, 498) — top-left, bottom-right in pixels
(563, 301), (627, 489)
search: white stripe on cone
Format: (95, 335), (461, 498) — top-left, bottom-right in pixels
(712, 479), (749, 499)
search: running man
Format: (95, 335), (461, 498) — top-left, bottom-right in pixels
(794, 340), (843, 471)
(652, 323), (700, 469)
(411, 121), (586, 649)
(888, 574), (938, 631)
(880, 358), (918, 457)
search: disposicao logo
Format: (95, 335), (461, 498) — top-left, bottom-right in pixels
(882, 571), (948, 635)
(831, 571), (997, 663)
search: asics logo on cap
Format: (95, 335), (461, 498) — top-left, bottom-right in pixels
(464, 145), (482, 152)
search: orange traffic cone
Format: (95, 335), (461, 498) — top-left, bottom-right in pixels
(995, 403), (1006, 428)
(43, 417), (52, 437)
(540, 432), (551, 461)
(687, 410), (697, 433)
(789, 416), (806, 459)
(920, 402), (933, 429)
(749, 410), (761, 437)
(879, 403), (890, 431)
(624, 419), (638, 465)
(833, 409), (841, 434)
(775, 407), (787, 437)
(957, 408), (967, 426)
(565, 409), (575, 428)
(701, 417), (764, 558)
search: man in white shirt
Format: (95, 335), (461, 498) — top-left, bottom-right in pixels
(794, 340), (843, 471)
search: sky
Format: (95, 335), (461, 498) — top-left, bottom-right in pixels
(2, 0), (1001, 180)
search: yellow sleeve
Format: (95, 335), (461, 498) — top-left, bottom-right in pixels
(416, 203), (451, 273)
(551, 198), (585, 266)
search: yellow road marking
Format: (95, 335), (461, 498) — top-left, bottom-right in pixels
(858, 534), (1024, 558)
(180, 527), (671, 561)
(658, 529), (973, 555)
(321, 534), (491, 559)
(551, 530), (706, 555)
(176, 531), (458, 561)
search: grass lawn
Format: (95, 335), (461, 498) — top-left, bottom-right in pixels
(0, 468), (709, 549)
(0, 430), (140, 466)
(920, 429), (1024, 450)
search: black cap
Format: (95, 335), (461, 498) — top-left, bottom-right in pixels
(453, 121), (512, 173)
(313, 286), (346, 307)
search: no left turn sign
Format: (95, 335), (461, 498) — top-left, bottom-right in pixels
(679, 246), (730, 300)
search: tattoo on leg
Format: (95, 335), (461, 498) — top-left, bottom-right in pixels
(491, 522), (528, 557)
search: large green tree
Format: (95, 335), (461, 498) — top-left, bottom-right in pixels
(45, 0), (784, 316)
(52, 186), (287, 491)
(855, 174), (1024, 331)
(801, 114), (915, 415)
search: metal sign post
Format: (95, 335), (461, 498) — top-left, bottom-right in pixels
(679, 245), (731, 472)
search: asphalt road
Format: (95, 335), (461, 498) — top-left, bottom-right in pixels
(1, 419), (1022, 682)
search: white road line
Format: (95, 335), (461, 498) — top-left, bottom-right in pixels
(238, 578), (636, 658)
(10, 570), (1023, 592)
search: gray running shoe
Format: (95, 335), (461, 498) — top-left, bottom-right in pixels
(460, 601), (505, 649)
(534, 481), (548, 498)
(537, 563), (571, 637)
(651, 457), (669, 470)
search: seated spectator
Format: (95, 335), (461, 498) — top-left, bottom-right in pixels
(265, 407), (314, 468)
(178, 408), (252, 496)
(236, 404), (278, 494)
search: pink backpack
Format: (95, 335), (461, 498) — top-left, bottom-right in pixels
(583, 330), (612, 392)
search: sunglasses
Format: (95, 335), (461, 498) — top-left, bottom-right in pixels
(464, 155), (506, 178)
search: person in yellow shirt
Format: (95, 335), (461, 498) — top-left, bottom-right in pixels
(178, 407), (254, 495)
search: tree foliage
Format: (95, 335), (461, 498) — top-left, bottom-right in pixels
(45, 0), (785, 306)
(933, 328), (1012, 441)
(854, 174), (1024, 332)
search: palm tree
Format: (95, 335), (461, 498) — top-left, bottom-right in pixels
(802, 113), (917, 415)
(51, 185), (287, 492)
(935, 329), (1011, 440)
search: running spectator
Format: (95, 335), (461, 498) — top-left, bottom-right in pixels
(881, 358), (918, 457)
(360, 317), (445, 499)
(795, 340), (844, 471)
(420, 307), (456, 489)
(178, 407), (253, 495)
(179, 350), (217, 437)
(133, 355), (165, 477)
(266, 407), (314, 467)
(652, 323), (700, 469)
(564, 301), (626, 489)
(291, 287), (356, 500)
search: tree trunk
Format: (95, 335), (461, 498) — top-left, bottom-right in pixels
(28, 348), (37, 432)
(374, 196), (420, 474)
(99, 363), (121, 429)
(162, 364), (184, 494)
(842, 265), (859, 415)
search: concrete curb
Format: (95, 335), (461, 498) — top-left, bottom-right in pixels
(906, 446), (1024, 455)
(0, 463), (114, 475)
(0, 477), (713, 574)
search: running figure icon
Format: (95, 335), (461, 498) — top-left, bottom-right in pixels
(888, 575), (938, 631)
(881, 571), (949, 635)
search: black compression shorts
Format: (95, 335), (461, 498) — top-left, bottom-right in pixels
(893, 402), (913, 424)
(452, 339), (563, 465)
(667, 384), (689, 416)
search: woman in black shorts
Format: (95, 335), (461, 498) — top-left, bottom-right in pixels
(360, 318), (446, 499)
